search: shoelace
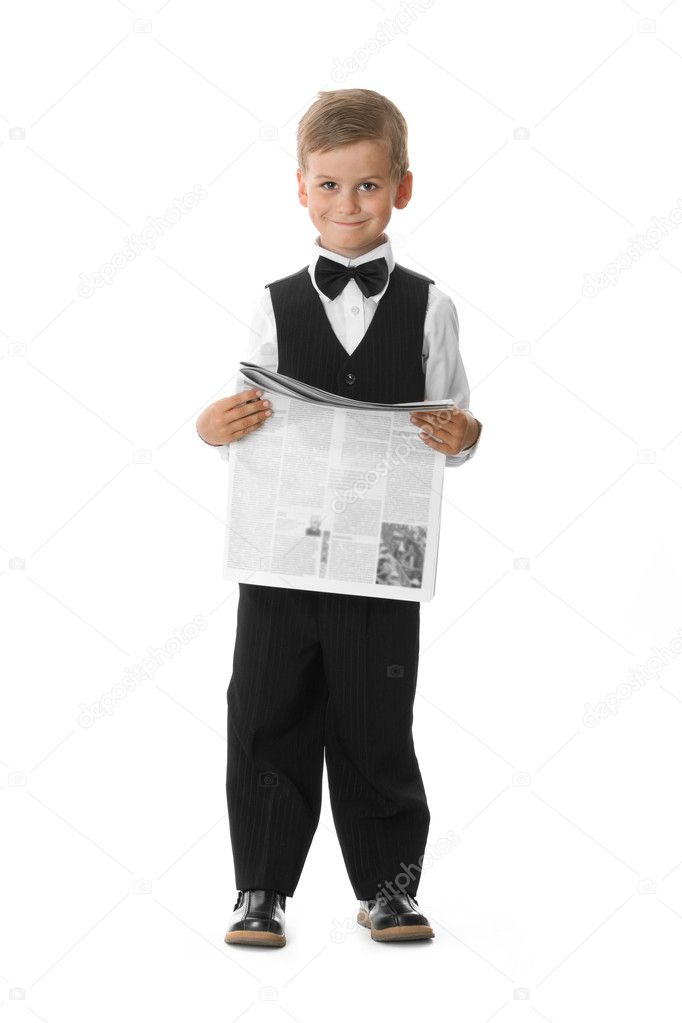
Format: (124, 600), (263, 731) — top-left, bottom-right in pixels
(232, 889), (287, 911)
(373, 893), (419, 912)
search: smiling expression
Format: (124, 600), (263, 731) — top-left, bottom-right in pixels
(296, 139), (413, 258)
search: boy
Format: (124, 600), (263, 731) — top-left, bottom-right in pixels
(196, 88), (482, 946)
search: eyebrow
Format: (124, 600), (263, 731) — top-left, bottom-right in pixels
(312, 173), (386, 180)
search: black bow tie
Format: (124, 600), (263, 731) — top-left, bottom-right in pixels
(314, 254), (389, 300)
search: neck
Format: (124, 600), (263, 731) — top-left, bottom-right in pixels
(318, 232), (386, 259)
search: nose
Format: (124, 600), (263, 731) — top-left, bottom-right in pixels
(335, 188), (362, 214)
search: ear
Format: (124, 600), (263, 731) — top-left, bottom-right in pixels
(393, 170), (413, 210)
(296, 168), (309, 208)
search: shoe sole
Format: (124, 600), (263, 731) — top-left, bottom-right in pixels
(224, 930), (286, 947)
(357, 909), (434, 941)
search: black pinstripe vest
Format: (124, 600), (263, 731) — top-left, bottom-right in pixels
(265, 262), (434, 404)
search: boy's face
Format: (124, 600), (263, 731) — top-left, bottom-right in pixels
(297, 139), (412, 258)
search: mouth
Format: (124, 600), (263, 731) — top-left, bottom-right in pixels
(331, 220), (368, 227)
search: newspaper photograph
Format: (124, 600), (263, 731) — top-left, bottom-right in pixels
(222, 367), (447, 601)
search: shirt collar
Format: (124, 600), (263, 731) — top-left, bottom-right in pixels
(308, 233), (395, 304)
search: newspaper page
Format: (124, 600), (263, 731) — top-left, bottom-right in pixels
(222, 386), (446, 602)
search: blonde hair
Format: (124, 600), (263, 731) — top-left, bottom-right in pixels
(296, 88), (409, 187)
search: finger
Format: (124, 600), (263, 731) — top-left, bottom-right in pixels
(411, 413), (442, 426)
(227, 398), (271, 424)
(232, 415), (269, 439)
(222, 388), (264, 411)
(418, 427), (445, 446)
(411, 416), (443, 436)
(229, 408), (271, 440)
(412, 413), (458, 443)
(412, 411), (452, 424)
(419, 435), (446, 452)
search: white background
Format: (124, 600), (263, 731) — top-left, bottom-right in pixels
(2, 0), (682, 1019)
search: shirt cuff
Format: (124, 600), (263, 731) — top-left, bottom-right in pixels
(220, 444), (230, 460)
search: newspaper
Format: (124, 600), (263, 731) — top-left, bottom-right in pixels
(222, 362), (452, 602)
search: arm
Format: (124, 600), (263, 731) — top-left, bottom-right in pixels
(216, 288), (279, 461)
(418, 287), (482, 467)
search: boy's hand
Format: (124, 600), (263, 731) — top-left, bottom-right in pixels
(196, 388), (272, 447)
(409, 407), (481, 456)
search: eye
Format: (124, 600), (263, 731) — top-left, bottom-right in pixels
(319, 181), (378, 191)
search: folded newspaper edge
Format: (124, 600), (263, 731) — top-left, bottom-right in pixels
(239, 361), (456, 412)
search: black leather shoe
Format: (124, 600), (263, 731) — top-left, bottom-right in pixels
(224, 889), (287, 947)
(357, 892), (434, 941)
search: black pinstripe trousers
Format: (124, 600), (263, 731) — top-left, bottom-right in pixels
(226, 582), (430, 900)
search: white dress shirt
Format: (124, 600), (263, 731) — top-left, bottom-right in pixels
(220, 233), (481, 467)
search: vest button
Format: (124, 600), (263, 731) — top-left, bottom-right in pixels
(345, 372), (356, 384)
